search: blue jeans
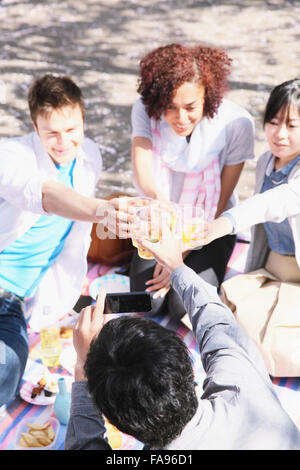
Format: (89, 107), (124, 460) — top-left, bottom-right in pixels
(0, 298), (29, 406)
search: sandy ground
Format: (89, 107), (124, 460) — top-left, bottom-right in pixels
(0, 0), (299, 200)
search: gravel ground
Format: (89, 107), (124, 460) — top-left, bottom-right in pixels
(0, 0), (299, 200)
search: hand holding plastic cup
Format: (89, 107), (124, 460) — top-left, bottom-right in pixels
(177, 204), (206, 250)
(132, 205), (175, 260)
(127, 196), (154, 215)
(130, 196), (153, 206)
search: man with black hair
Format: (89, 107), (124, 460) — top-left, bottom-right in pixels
(65, 228), (300, 450)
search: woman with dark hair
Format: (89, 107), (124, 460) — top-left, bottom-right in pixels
(199, 79), (300, 377)
(130, 43), (255, 320)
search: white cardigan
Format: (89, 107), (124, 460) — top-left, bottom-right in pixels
(0, 132), (102, 331)
(227, 151), (300, 272)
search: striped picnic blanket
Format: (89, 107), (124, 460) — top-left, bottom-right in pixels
(1, 241), (300, 450)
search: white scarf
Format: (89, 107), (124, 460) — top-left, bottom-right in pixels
(150, 110), (226, 220)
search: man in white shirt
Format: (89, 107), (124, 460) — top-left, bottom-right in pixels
(0, 74), (129, 406)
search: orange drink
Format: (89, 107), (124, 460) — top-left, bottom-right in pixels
(181, 219), (203, 245)
(132, 206), (167, 260)
(177, 204), (205, 249)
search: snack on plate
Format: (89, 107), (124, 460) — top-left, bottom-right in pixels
(19, 421), (56, 448)
(31, 375), (59, 399)
(44, 379), (59, 397)
(31, 377), (46, 399)
(59, 326), (73, 340)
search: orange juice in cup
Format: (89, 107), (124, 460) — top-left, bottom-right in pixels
(132, 235), (160, 260)
(132, 206), (164, 260)
(136, 243), (156, 260)
(179, 205), (205, 249)
(182, 220), (202, 245)
(129, 196), (155, 219)
(130, 197), (156, 252)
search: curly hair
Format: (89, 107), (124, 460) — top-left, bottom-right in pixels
(84, 316), (198, 449)
(137, 43), (232, 120)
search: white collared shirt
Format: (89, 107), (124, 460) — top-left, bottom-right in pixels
(0, 132), (102, 331)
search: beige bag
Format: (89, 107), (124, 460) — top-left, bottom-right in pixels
(221, 260), (300, 377)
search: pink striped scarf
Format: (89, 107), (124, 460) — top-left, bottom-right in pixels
(151, 120), (221, 221)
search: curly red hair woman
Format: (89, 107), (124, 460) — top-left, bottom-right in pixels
(137, 43), (232, 120)
(130, 43), (255, 323)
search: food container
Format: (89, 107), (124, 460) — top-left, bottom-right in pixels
(14, 417), (60, 450)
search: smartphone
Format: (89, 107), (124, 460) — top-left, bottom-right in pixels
(73, 292), (152, 314)
(104, 291), (152, 313)
(73, 295), (94, 313)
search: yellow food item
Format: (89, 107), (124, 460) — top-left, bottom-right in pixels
(47, 425), (55, 440)
(21, 432), (43, 447)
(59, 326), (73, 339)
(18, 421), (56, 448)
(27, 422), (49, 431)
(105, 419), (122, 449)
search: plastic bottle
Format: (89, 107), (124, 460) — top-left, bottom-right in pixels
(54, 377), (71, 425)
(40, 307), (62, 368)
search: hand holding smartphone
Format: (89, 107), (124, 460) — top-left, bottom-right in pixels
(104, 291), (152, 313)
(73, 291), (152, 314)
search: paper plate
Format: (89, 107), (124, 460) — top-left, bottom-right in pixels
(20, 373), (73, 406)
(89, 274), (130, 300)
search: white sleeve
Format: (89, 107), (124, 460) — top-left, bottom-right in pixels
(131, 98), (153, 141)
(227, 169), (300, 233)
(0, 139), (49, 214)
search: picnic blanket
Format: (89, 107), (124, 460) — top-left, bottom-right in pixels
(1, 241), (300, 450)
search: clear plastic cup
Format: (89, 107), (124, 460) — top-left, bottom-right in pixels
(130, 196), (154, 206)
(132, 205), (170, 260)
(177, 204), (205, 250)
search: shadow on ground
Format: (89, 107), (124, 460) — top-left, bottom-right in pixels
(0, 0), (299, 197)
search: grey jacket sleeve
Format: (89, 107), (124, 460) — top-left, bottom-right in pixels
(170, 266), (273, 394)
(64, 381), (111, 450)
